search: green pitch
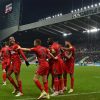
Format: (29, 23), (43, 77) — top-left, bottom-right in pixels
(0, 64), (100, 100)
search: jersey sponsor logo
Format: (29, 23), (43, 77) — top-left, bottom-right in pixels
(10, 51), (16, 54)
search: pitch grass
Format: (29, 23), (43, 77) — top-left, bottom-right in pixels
(0, 64), (100, 100)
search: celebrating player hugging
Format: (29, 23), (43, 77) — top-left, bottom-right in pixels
(0, 37), (75, 99)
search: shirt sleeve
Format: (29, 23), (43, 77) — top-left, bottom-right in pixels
(17, 45), (27, 61)
(30, 47), (37, 52)
(19, 49), (27, 61)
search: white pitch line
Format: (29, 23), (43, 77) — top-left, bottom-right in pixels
(55, 91), (100, 97)
(15, 91), (100, 100)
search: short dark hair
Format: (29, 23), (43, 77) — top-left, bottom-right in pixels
(35, 39), (41, 45)
(2, 42), (8, 47)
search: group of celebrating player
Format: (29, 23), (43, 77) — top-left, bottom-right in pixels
(0, 36), (75, 99)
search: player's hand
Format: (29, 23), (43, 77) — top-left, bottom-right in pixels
(25, 61), (30, 67)
(54, 56), (58, 60)
(17, 46), (21, 50)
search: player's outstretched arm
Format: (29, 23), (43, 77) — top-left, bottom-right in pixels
(18, 47), (30, 66)
(48, 52), (58, 60)
(20, 47), (31, 51)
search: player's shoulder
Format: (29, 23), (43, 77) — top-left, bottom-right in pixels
(15, 43), (20, 48)
(11, 43), (20, 49)
(1, 48), (3, 51)
(70, 46), (76, 52)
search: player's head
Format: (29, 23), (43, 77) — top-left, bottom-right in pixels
(47, 38), (54, 46)
(34, 39), (41, 46)
(65, 41), (72, 48)
(9, 36), (16, 45)
(2, 42), (8, 47)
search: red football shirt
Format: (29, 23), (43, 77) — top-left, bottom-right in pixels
(1, 46), (11, 60)
(10, 43), (27, 61)
(30, 45), (49, 66)
(67, 47), (75, 65)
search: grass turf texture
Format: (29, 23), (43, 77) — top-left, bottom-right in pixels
(0, 64), (100, 100)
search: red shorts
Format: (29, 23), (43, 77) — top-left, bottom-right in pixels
(36, 62), (49, 76)
(64, 61), (75, 74)
(2, 59), (11, 70)
(8, 60), (21, 74)
(52, 58), (64, 75)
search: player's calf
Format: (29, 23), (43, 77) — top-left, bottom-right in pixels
(2, 69), (7, 86)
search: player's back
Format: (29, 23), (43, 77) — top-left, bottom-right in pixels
(35, 45), (48, 64)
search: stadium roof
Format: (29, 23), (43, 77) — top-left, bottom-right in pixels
(1, 4), (100, 41)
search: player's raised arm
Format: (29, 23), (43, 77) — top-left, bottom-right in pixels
(62, 46), (73, 51)
(65, 51), (72, 59)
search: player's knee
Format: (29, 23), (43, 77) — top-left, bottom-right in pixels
(43, 77), (47, 83)
(3, 69), (6, 73)
(33, 76), (38, 82)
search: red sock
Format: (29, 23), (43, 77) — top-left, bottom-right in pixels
(18, 80), (23, 93)
(2, 72), (6, 82)
(59, 78), (64, 91)
(54, 78), (59, 92)
(8, 77), (18, 90)
(71, 77), (74, 89)
(44, 81), (49, 93)
(34, 80), (43, 92)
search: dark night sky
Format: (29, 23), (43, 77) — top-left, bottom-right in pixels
(21, 0), (100, 24)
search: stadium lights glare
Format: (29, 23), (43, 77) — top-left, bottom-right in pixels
(46, 17), (51, 20)
(59, 13), (62, 16)
(77, 9), (80, 11)
(75, 10), (77, 12)
(52, 16), (55, 18)
(81, 8), (83, 11)
(45, 13), (62, 20)
(63, 33), (67, 37)
(71, 2), (100, 13)
(84, 7), (87, 10)
(71, 10), (74, 13)
(95, 4), (98, 7)
(83, 28), (100, 33)
(57, 14), (60, 16)
(91, 5), (94, 8)
(87, 6), (90, 9)
(63, 33), (72, 37)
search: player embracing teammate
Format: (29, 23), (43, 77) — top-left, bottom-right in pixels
(47, 38), (75, 96)
(0, 37), (75, 99)
(47, 38), (64, 96)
